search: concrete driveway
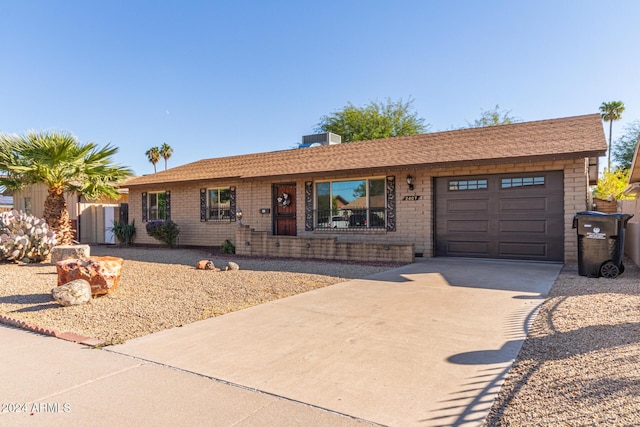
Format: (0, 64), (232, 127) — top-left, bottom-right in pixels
(107, 258), (561, 426)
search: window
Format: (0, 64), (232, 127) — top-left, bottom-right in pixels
(501, 176), (545, 188)
(199, 187), (236, 222)
(448, 179), (487, 191)
(315, 178), (386, 230)
(147, 192), (170, 221)
(207, 188), (231, 221)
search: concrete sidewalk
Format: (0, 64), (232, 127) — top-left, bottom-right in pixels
(0, 324), (365, 426)
(1, 258), (561, 426)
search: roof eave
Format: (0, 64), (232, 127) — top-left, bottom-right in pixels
(407, 151), (605, 171)
(623, 182), (640, 196)
(628, 137), (640, 183)
(126, 175), (243, 188)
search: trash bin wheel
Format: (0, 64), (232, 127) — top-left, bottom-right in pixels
(600, 261), (620, 279)
(620, 263), (625, 274)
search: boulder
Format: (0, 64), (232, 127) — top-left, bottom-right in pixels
(56, 256), (124, 295)
(225, 261), (240, 271)
(51, 245), (91, 264)
(196, 259), (215, 270)
(52, 279), (92, 306)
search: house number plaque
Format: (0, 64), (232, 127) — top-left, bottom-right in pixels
(403, 195), (421, 201)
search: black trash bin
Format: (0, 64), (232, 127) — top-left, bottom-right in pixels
(572, 211), (634, 278)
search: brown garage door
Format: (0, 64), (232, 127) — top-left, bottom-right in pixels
(435, 171), (564, 261)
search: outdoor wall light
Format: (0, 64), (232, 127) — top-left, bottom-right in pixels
(236, 208), (243, 225)
(406, 175), (415, 191)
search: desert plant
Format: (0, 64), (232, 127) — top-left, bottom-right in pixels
(145, 220), (180, 248)
(220, 239), (235, 254)
(0, 210), (57, 263)
(111, 220), (136, 246)
(0, 131), (132, 245)
(593, 168), (635, 201)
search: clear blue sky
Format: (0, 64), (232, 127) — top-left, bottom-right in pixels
(1, 1), (639, 175)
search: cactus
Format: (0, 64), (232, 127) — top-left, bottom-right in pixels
(0, 210), (58, 263)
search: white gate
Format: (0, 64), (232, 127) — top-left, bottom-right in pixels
(104, 206), (115, 244)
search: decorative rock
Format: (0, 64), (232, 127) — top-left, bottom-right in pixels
(196, 260), (215, 270)
(226, 261), (240, 271)
(52, 279), (92, 306)
(51, 245), (91, 264)
(56, 256), (124, 295)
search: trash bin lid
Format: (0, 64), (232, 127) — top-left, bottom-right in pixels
(573, 211), (634, 234)
(574, 211), (633, 219)
(575, 211), (609, 217)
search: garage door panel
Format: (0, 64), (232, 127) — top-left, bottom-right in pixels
(447, 241), (489, 256)
(447, 220), (489, 232)
(499, 219), (546, 233)
(499, 197), (547, 211)
(435, 171), (564, 261)
(498, 242), (547, 257)
(447, 199), (489, 213)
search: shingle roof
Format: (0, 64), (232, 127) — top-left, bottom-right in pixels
(126, 114), (606, 187)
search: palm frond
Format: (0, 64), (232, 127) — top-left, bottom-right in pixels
(0, 129), (133, 197)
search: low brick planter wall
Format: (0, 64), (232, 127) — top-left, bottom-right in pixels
(593, 198), (618, 213)
(50, 244), (91, 264)
(236, 226), (414, 263)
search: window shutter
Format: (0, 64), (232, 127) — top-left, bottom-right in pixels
(305, 181), (314, 231)
(229, 186), (236, 221)
(142, 192), (148, 222)
(386, 176), (396, 232)
(165, 190), (171, 220)
(200, 189), (207, 222)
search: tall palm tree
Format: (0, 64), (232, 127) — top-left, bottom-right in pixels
(145, 146), (161, 173)
(0, 131), (132, 245)
(159, 142), (173, 171)
(599, 101), (625, 171)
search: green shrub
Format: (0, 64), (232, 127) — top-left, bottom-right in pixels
(145, 220), (180, 248)
(0, 210), (57, 263)
(221, 239), (235, 254)
(593, 168), (635, 201)
(111, 220), (136, 246)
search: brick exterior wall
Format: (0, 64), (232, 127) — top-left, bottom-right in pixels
(562, 158), (591, 262)
(129, 181), (239, 247)
(128, 157), (589, 263)
(592, 198), (618, 213)
(235, 225), (415, 263)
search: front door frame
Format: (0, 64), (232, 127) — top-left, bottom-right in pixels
(273, 183), (297, 236)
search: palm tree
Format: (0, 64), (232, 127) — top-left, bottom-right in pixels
(0, 131), (132, 245)
(159, 142), (173, 171)
(146, 146), (160, 173)
(599, 101), (625, 171)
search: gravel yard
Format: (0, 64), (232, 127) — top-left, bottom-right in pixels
(485, 260), (640, 426)
(0, 246), (402, 345)
(3, 246), (640, 424)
